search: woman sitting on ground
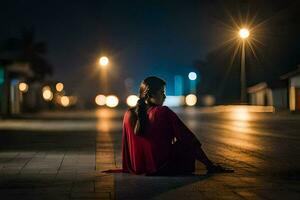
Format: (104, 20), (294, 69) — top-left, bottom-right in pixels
(122, 76), (233, 175)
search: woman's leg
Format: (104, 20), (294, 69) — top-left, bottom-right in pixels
(195, 145), (214, 168)
(194, 142), (234, 173)
(190, 138), (213, 167)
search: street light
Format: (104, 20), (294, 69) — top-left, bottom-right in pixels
(98, 56), (110, 94)
(238, 28), (250, 103)
(99, 56), (109, 68)
(239, 28), (250, 39)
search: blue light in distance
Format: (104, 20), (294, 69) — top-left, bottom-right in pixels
(188, 72), (197, 80)
(174, 75), (183, 96)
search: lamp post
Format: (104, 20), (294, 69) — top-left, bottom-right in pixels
(239, 28), (250, 103)
(99, 56), (109, 68)
(98, 56), (109, 94)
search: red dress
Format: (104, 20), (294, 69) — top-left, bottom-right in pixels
(122, 106), (201, 175)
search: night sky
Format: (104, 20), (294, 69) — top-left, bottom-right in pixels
(1, 0), (299, 103)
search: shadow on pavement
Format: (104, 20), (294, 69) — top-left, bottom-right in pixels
(114, 173), (210, 200)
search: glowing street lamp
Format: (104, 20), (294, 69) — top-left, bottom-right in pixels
(238, 28), (250, 103)
(98, 56), (110, 94)
(99, 56), (109, 68)
(239, 28), (250, 39)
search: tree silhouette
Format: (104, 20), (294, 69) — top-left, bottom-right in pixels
(1, 27), (53, 81)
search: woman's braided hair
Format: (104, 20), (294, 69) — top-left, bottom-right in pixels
(132, 76), (166, 135)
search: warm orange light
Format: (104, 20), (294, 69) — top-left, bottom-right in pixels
(239, 28), (250, 39)
(19, 82), (28, 92)
(126, 95), (139, 107)
(289, 86), (296, 111)
(56, 82), (64, 92)
(106, 95), (119, 108)
(185, 94), (197, 106)
(232, 107), (250, 121)
(95, 94), (106, 106)
(61, 96), (70, 107)
(99, 56), (109, 67)
(43, 89), (53, 101)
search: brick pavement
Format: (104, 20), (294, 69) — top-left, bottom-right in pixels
(0, 109), (300, 199)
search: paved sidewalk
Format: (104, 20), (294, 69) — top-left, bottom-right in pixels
(0, 108), (300, 199)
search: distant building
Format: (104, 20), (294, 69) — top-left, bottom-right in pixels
(247, 80), (288, 109)
(280, 65), (300, 111)
(0, 56), (34, 115)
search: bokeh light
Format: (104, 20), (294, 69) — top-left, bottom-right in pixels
(60, 96), (70, 107)
(185, 94), (197, 106)
(188, 72), (197, 80)
(126, 95), (139, 107)
(106, 95), (119, 108)
(202, 95), (215, 106)
(18, 82), (28, 93)
(42, 88), (53, 101)
(95, 94), (106, 106)
(56, 82), (64, 92)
